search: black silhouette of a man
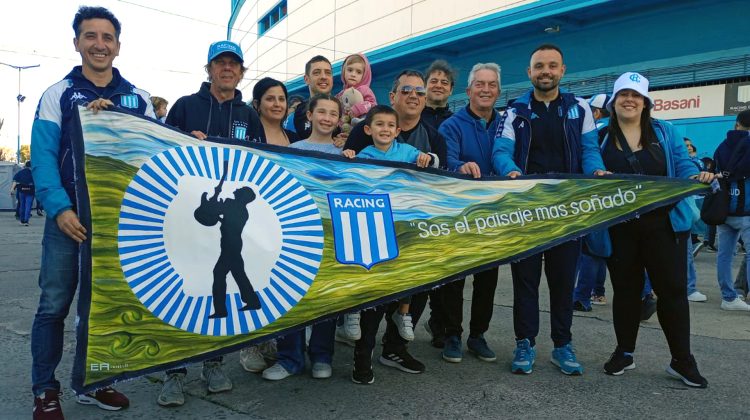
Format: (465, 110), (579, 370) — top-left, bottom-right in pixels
(195, 185), (262, 318)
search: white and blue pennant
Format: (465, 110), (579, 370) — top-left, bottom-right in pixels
(327, 193), (399, 269)
(117, 145), (323, 336)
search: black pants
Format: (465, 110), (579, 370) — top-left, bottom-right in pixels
(355, 292), (427, 356)
(511, 240), (580, 347)
(441, 268), (499, 338)
(607, 210), (690, 360)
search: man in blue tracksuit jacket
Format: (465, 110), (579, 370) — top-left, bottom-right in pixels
(491, 44), (598, 376)
(30, 6), (154, 418)
(438, 62), (502, 364)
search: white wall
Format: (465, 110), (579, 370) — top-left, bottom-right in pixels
(230, 0), (535, 99)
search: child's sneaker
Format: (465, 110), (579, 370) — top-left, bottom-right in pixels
(201, 361), (233, 392)
(666, 355), (708, 388)
(33, 390), (63, 420)
(603, 350), (635, 375)
(391, 311), (415, 341)
(76, 387), (130, 410)
(379, 347), (425, 373)
(551, 343), (584, 375)
(511, 338), (535, 374)
(341, 312), (361, 340)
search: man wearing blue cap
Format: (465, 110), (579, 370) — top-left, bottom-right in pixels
(165, 40), (260, 142)
(158, 40), (258, 407)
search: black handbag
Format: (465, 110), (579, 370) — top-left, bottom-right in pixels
(700, 178), (729, 225)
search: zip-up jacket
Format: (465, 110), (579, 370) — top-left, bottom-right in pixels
(421, 106), (453, 130)
(440, 105), (501, 175)
(30, 66), (154, 219)
(166, 82), (260, 142)
(714, 129), (750, 216)
(491, 89), (598, 176)
(584, 119), (700, 233)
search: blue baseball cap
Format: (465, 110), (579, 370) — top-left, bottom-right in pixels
(207, 40), (244, 64)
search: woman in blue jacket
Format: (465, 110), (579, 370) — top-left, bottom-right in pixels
(583, 72), (714, 388)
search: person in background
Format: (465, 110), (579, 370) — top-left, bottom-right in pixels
(150, 96), (168, 123)
(421, 59), (456, 130)
(713, 110), (750, 311)
(11, 161), (34, 226)
(284, 95), (304, 130)
(585, 71), (713, 388)
(335, 53), (377, 121)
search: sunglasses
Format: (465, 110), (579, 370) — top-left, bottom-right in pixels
(399, 85), (426, 97)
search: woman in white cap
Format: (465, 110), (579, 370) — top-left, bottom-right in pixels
(583, 72), (714, 388)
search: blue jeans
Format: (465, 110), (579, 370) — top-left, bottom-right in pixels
(717, 216), (750, 302)
(18, 192), (34, 223)
(573, 253), (606, 309)
(276, 319), (336, 374)
(31, 217), (79, 396)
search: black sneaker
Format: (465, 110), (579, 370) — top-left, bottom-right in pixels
(573, 301), (592, 312)
(424, 318), (445, 349)
(640, 294), (657, 321)
(666, 355), (708, 388)
(604, 351), (635, 375)
(352, 350), (374, 385)
(379, 348), (425, 374)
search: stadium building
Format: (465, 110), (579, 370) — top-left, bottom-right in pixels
(228, 0), (749, 156)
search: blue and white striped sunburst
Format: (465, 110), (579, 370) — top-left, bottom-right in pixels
(117, 145), (324, 336)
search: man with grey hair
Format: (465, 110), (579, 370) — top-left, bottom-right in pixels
(437, 62), (502, 364)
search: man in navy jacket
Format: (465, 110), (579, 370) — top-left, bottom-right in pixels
(438, 62), (502, 364)
(492, 44), (598, 376)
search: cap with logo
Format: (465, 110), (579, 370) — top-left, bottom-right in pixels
(588, 93), (609, 110)
(207, 40), (244, 64)
(607, 72), (652, 113)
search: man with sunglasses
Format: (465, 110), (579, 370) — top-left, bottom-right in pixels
(437, 63), (503, 365)
(344, 70), (447, 378)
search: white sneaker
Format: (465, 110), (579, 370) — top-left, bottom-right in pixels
(239, 345), (267, 372)
(391, 311), (415, 341)
(335, 325), (355, 347)
(262, 363), (293, 381)
(311, 362), (332, 379)
(342, 312), (361, 340)
(687, 291), (707, 302)
(720, 297), (750, 311)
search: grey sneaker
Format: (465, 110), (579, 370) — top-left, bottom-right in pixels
(201, 361), (233, 393)
(239, 346), (267, 372)
(157, 373), (185, 407)
(262, 363), (293, 381)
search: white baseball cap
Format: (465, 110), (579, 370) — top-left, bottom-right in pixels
(588, 94), (609, 110)
(606, 72), (652, 113)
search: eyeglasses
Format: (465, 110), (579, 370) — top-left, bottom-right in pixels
(399, 85), (426, 97)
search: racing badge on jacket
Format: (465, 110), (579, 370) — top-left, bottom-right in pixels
(327, 193), (399, 269)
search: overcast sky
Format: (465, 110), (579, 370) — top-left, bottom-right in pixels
(0, 0), (232, 159)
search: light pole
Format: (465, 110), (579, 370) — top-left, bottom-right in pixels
(0, 62), (40, 163)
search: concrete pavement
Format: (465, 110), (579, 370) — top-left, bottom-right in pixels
(1, 211), (749, 419)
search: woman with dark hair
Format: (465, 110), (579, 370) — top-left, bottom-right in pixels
(584, 72), (714, 388)
(252, 77), (298, 146)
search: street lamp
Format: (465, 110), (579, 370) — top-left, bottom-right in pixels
(0, 62), (40, 163)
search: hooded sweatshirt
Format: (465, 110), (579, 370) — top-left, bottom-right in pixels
(335, 53), (377, 118)
(714, 129), (750, 216)
(166, 82), (260, 141)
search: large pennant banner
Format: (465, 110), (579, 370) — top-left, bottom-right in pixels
(70, 107), (707, 392)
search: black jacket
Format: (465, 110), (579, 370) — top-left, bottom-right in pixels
(166, 82), (260, 141)
(421, 106), (453, 130)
